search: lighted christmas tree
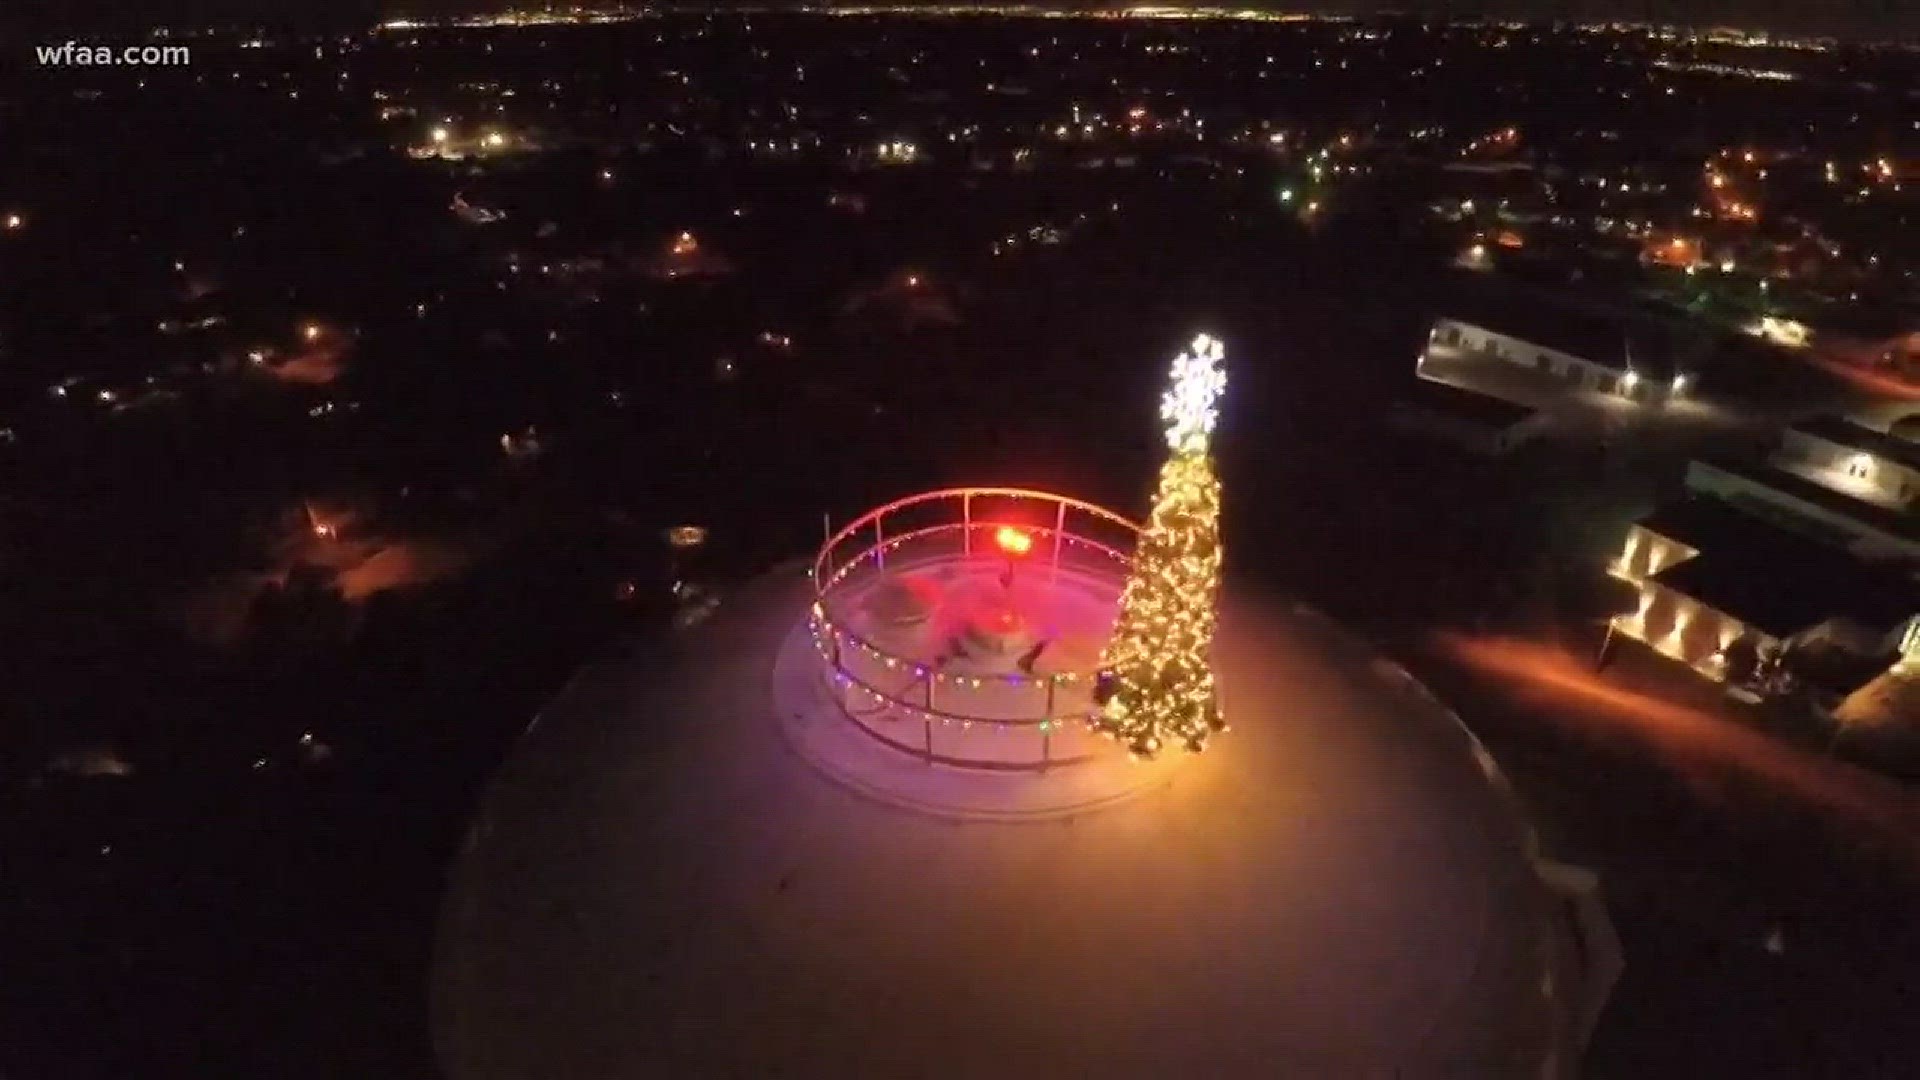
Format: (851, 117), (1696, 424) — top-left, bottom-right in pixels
(1092, 333), (1227, 758)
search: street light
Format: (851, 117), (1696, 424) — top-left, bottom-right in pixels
(666, 525), (708, 550)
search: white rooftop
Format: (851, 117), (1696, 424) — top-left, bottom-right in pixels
(433, 562), (1608, 1078)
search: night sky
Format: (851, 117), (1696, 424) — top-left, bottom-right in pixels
(4, 0), (1916, 37)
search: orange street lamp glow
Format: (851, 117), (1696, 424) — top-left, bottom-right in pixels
(666, 525), (708, 550)
(302, 323), (321, 343)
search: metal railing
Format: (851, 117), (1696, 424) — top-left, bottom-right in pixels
(810, 488), (1141, 771)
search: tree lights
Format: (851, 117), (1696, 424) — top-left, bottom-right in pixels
(1093, 333), (1227, 757)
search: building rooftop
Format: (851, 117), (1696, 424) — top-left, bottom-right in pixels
(1399, 376), (1537, 427)
(1788, 415), (1920, 475)
(1436, 298), (1673, 378)
(1686, 455), (1920, 548)
(1640, 494), (1786, 553)
(1644, 496), (1919, 639)
(433, 563), (1605, 1078)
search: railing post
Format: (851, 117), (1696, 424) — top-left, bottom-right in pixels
(923, 716), (934, 762)
(1051, 500), (1067, 584)
(875, 515), (885, 570)
(1041, 679), (1057, 772)
(963, 492), (973, 556)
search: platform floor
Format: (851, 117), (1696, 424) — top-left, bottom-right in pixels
(821, 556), (1124, 763)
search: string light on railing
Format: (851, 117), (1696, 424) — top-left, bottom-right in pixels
(817, 612), (1098, 693)
(808, 490), (1146, 751)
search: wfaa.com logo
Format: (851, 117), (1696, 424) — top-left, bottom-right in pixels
(37, 41), (192, 67)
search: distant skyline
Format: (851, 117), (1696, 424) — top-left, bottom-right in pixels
(5, 0), (1916, 40)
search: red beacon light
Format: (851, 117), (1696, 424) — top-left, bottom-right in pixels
(993, 525), (1035, 594)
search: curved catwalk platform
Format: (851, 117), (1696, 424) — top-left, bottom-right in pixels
(432, 562), (1611, 1079)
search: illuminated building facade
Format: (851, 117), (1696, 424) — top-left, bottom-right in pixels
(1422, 318), (1682, 404)
(1771, 416), (1920, 511)
(1610, 496), (1920, 703)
